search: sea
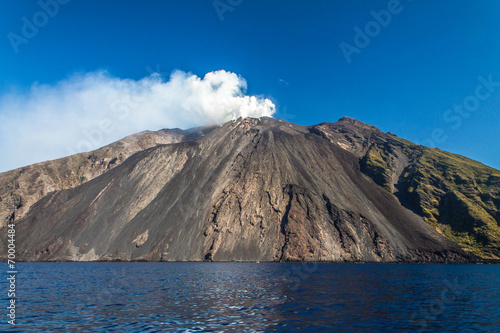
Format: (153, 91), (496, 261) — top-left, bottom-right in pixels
(1, 262), (499, 332)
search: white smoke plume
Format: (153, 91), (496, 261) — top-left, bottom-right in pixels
(0, 70), (276, 172)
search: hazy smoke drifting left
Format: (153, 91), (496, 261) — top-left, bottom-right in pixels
(0, 70), (276, 172)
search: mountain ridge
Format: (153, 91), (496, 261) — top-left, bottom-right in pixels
(1, 116), (498, 261)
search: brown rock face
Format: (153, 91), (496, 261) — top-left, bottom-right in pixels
(0, 117), (474, 262)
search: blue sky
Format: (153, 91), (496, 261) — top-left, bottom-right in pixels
(1, 0), (500, 171)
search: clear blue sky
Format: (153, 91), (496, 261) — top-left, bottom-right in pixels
(1, 0), (500, 170)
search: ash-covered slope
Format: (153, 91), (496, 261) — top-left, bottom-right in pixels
(0, 126), (216, 228)
(5, 117), (472, 262)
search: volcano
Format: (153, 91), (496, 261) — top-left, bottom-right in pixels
(2, 117), (499, 262)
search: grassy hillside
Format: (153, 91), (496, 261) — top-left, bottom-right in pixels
(361, 135), (500, 258)
(402, 147), (500, 258)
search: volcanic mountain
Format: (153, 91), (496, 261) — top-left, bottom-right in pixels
(1, 117), (499, 262)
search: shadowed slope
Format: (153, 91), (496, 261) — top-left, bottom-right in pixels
(310, 117), (500, 258)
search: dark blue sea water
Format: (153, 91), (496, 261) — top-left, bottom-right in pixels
(1, 263), (499, 332)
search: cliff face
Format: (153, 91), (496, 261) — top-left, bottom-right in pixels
(2, 117), (478, 262)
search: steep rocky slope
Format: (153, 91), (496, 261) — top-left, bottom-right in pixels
(2, 117), (475, 262)
(310, 117), (500, 258)
(0, 126), (216, 228)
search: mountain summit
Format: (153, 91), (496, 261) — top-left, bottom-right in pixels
(1, 117), (499, 261)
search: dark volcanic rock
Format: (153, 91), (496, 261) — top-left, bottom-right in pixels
(1, 117), (474, 262)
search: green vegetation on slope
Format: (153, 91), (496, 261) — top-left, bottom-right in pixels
(360, 135), (500, 259)
(360, 146), (394, 192)
(402, 147), (500, 258)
